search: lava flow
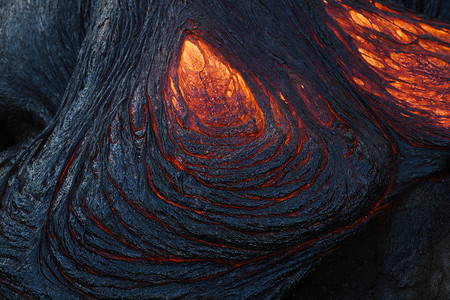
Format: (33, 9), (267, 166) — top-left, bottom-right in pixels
(324, 0), (450, 146)
(156, 34), (310, 199)
(9, 1), (447, 299)
(168, 35), (264, 138)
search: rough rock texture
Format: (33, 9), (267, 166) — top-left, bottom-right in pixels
(288, 178), (450, 299)
(0, 0), (449, 299)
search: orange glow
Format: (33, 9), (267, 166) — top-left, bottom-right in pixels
(172, 36), (264, 135)
(324, 0), (450, 130)
(154, 34), (311, 199)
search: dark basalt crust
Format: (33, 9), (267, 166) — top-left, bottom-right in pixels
(0, 0), (448, 299)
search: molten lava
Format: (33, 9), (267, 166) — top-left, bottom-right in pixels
(158, 35), (309, 199)
(170, 36), (264, 137)
(324, 0), (450, 145)
(5, 1), (449, 299)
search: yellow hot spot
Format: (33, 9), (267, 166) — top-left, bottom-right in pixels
(278, 92), (288, 104)
(353, 76), (364, 86)
(354, 35), (366, 44)
(350, 10), (372, 28)
(357, 48), (371, 57)
(358, 48), (385, 68)
(169, 77), (179, 96)
(180, 40), (205, 73)
(389, 81), (405, 90)
(419, 23), (450, 43)
(374, 2), (401, 15)
(393, 18), (421, 35)
(171, 96), (182, 111)
(362, 55), (385, 69)
(394, 28), (412, 43)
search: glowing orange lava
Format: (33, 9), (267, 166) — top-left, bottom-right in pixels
(324, 0), (450, 132)
(169, 36), (264, 136)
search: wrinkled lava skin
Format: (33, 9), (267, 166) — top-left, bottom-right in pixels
(0, 0), (449, 299)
